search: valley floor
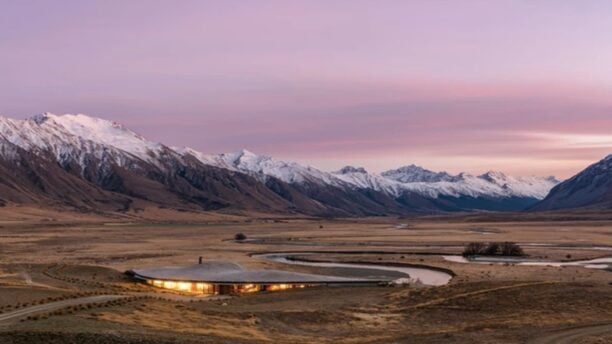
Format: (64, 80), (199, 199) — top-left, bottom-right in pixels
(0, 213), (611, 343)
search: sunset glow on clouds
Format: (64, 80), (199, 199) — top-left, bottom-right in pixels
(2, 0), (612, 179)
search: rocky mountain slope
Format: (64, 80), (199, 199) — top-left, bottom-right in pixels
(0, 113), (560, 216)
(532, 154), (612, 211)
(0, 114), (310, 215)
(182, 146), (559, 212)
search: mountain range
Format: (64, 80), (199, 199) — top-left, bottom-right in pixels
(0, 113), (590, 217)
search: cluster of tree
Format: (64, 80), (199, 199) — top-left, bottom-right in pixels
(462, 242), (524, 257)
(234, 233), (247, 241)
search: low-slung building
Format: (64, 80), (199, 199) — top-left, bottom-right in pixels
(128, 261), (382, 294)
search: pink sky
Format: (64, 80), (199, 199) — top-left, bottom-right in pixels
(2, 1), (612, 179)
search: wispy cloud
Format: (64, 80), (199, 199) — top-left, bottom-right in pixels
(520, 132), (612, 149)
(2, 1), (612, 178)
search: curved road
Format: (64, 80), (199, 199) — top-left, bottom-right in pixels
(0, 295), (127, 325)
(529, 323), (612, 344)
(0, 293), (230, 326)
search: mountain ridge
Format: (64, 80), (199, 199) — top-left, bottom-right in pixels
(532, 154), (612, 211)
(0, 113), (561, 216)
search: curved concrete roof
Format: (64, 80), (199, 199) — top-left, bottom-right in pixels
(130, 261), (380, 284)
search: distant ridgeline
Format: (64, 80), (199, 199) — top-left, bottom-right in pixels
(0, 113), (583, 216)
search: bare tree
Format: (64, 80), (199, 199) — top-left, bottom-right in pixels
(463, 241), (524, 257)
(500, 242), (524, 256)
(483, 242), (501, 256)
(462, 242), (487, 256)
(234, 233), (247, 241)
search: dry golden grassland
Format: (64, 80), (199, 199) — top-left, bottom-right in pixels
(0, 212), (610, 343)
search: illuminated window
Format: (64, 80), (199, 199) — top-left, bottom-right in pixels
(177, 282), (192, 291)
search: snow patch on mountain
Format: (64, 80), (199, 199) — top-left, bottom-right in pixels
(0, 114), (115, 165)
(49, 113), (165, 163)
(382, 165), (455, 183)
(332, 165), (558, 200)
(174, 146), (238, 171)
(0, 112), (559, 203)
(0, 113), (174, 173)
(333, 166), (405, 196)
(181, 148), (342, 185)
(180, 147), (560, 201)
(477, 171), (560, 199)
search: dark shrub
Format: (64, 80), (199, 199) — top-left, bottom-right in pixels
(500, 242), (524, 256)
(234, 233), (247, 241)
(463, 242), (524, 257)
(483, 242), (501, 256)
(462, 242), (486, 256)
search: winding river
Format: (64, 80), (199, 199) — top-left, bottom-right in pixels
(443, 255), (612, 270)
(253, 252), (453, 286)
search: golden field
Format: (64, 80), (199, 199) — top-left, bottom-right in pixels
(0, 207), (610, 343)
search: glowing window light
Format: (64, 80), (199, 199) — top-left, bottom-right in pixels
(200, 283), (214, 293)
(268, 284), (294, 291)
(177, 282), (192, 291)
(240, 284), (260, 293)
(265, 283), (318, 292)
(147, 279), (322, 294)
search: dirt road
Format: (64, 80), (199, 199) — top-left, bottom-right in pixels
(0, 292), (230, 326)
(0, 295), (127, 325)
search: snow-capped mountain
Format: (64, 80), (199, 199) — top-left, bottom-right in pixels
(477, 171), (559, 200)
(49, 113), (168, 164)
(0, 112), (562, 215)
(382, 165), (455, 183)
(330, 165), (558, 207)
(176, 148), (406, 215)
(173, 146), (238, 172)
(182, 148), (560, 211)
(0, 113), (319, 215)
(179, 148), (351, 188)
(0, 113), (167, 172)
(332, 166), (405, 196)
(383, 167), (557, 200)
